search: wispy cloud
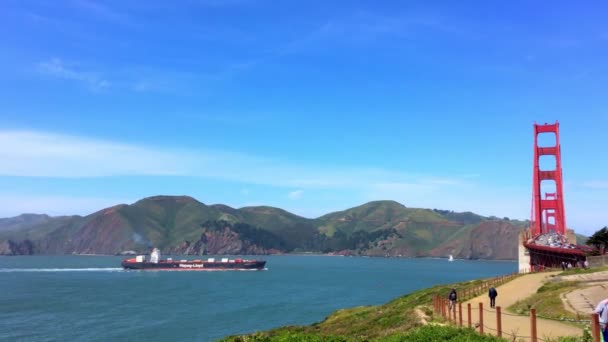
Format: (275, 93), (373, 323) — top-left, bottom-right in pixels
(36, 59), (203, 94)
(188, 0), (255, 7)
(125, 68), (201, 93)
(582, 181), (608, 189)
(0, 131), (191, 177)
(72, 0), (134, 26)
(288, 190), (304, 200)
(37, 58), (110, 91)
(6, 131), (600, 226)
(279, 10), (476, 55)
(366, 181), (530, 221)
(0, 130), (472, 192)
(0, 194), (133, 217)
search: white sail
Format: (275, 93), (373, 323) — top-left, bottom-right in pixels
(448, 254), (454, 262)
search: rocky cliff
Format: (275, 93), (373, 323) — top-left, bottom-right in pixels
(0, 239), (35, 255)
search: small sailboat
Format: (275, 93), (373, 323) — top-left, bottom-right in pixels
(448, 254), (454, 262)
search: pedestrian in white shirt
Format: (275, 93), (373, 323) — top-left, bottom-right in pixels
(594, 298), (608, 341)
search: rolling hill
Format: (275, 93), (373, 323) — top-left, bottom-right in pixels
(0, 196), (532, 259)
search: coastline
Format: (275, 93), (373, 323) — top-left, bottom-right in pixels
(219, 269), (588, 341)
(2, 252), (518, 262)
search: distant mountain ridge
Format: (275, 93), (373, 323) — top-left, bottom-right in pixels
(0, 195), (531, 259)
(0, 214), (52, 232)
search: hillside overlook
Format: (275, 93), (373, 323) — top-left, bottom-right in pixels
(0, 195), (530, 259)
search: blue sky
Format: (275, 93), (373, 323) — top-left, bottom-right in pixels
(0, 1), (607, 235)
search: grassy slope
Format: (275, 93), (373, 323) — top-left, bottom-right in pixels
(316, 201), (526, 258)
(219, 277), (512, 342)
(508, 266), (608, 321)
(221, 270), (597, 342)
(118, 196), (222, 249)
(316, 201), (464, 254)
(317, 201), (424, 236)
(0, 215), (83, 240)
(0, 214), (51, 232)
(233, 206), (317, 249)
(218, 325), (506, 342)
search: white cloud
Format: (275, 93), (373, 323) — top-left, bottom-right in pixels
(0, 131), (190, 177)
(366, 181), (529, 220)
(0, 130), (473, 189)
(37, 58), (110, 91)
(288, 190), (304, 200)
(582, 181), (608, 189)
(0, 129), (519, 217)
(0, 194), (133, 217)
(1, 130), (604, 229)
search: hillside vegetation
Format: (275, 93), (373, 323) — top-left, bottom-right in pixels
(218, 278), (509, 342)
(0, 195), (529, 258)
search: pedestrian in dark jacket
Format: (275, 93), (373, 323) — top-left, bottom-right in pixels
(489, 287), (498, 308)
(448, 288), (457, 310)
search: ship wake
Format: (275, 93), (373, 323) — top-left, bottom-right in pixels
(0, 268), (124, 272)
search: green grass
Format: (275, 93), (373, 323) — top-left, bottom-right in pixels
(218, 325), (508, 342)
(506, 266), (608, 323)
(508, 280), (581, 321)
(219, 272), (594, 342)
(557, 265), (608, 276)
(219, 275), (521, 341)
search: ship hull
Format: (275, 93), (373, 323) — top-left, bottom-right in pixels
(121, 260), (266, 271)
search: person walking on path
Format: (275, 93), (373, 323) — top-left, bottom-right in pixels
(594, 298), (608, 342)
(448, 288), (457, 310)
(488, 287), (498, 308)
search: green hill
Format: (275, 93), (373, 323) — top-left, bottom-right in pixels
(0, 195), (528, 258)
(224, 206), (318, 250)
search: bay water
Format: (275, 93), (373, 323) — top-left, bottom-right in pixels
(0, 255), (516, 341)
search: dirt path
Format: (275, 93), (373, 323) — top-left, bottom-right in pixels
(561, 271), (608, 315)
(457, 272), (583, 341)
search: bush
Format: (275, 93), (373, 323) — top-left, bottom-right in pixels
(380, 325), (506, 341)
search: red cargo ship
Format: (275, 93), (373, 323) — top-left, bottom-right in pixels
(121, 248), (266, 271)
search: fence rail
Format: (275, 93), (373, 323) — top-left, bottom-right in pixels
(432, 272), (599, 342)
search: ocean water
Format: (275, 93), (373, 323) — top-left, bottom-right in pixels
(0, 255), (516, 341)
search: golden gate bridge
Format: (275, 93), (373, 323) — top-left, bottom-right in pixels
(518, 121), (593, 272)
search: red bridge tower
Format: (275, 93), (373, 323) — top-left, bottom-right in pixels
(530, 122), (567, 236)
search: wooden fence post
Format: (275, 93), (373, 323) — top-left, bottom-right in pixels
(591, 313), (601, 342)
(459, 302), (463, 327)
(479, 302), (484, 334)
(530, 308), (537, 342)
(496, 306), (502, 338)
(452, 301), (456, 323)
(448, 300), (451, 321)
(436, 296), (439, 314)
(467, 303), (472, 328)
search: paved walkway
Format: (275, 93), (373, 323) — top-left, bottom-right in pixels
(456, 272), (583, 341)
(561, 271), (608, 315)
